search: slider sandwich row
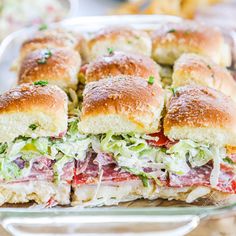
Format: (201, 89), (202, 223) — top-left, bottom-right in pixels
(17, 21), (232, 91)
(0, 77), (235, 206)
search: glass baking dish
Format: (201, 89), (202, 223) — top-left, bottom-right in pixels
(0, 15), (236, 236)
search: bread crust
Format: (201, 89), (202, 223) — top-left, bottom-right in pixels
(86, 51), (160, 83)
(87, 26), (152, 61)
(79, 76), (164, 134)
(164, 85), (236, 145)
(72, 182), (236, 207)
(0, 83), (68, 142)
(20, 28), (86, 60)
(151, 22), (231, 66)
(172, 53), (236, 102)
(18, 48), (81, 90)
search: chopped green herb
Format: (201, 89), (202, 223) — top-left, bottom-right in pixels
(33, 80), (48, 86)
(107, 47), (114, 55)
(223, 157), (234, 165)
(37, 50), (52, 64)
(134, 35), (140, 40)
(110, 197), (117, 200)
(169, 87), (177, 96)
(127, 40), (132, 44)
(207, 64), (212, 70)
(167, 29), (176, 33)
(29, 124), (38, 131)
(38, 23), (48, 31)
(148, 76), (155, 85)
(0, 143), (7, 154)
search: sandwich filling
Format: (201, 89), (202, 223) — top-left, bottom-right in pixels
(72, 122), (236, 196)
(0, 118), (235, 202)
(0, 119), (90, 184)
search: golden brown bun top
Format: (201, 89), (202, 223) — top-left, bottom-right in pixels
(173, 53), (233, 82)
(164, 85), (236, 143)
(172, 53), (236, 101)
(20, 28), (85, 59)
(151, 21), (229, 66)
(18, 48), (81, 90)
(80, 75), (164, 134)
(88, 26), (148, 47)
(0, 83), (67, 115)
(86, 51), (160, 83)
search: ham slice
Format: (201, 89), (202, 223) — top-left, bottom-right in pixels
(73, 153), (138, 186)
(169, 164), (236, 194)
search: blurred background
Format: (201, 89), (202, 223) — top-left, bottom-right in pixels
(0, 0), (235, 41)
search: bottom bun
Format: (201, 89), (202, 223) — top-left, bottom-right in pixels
(72, 180), (236, 207)
(0, 181), (70, 206)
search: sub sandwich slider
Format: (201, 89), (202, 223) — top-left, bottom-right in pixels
(18, 48), (81, 91)
(20, 28), (87, 62)
(72, 75), (165, 206)
(0, 83), (74, 206)
(172, 53), (236, 102)
(163, 85), (236, 203)
(151, 22), (231, 67)
(85, 51), (161, 84)
(87, 26), (152, 62)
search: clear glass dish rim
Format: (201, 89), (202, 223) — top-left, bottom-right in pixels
(0, 14), (235, 218)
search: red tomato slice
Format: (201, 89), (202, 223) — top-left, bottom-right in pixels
(147, 131), (171, 147)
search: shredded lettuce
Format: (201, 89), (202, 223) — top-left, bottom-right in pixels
(0, 119), (92, 181)
(0, 120), (228, 188)
(166, 140), (222, 175)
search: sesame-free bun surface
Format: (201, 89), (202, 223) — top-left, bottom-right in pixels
(18, 48), (81, 90)
(172, 53), (236, 102)
(79, 76), (164, 134)
(0, 83), (68, 142)
(87, 26), (152, 62)
(86, 51), (161, 83)
(164, 85), (236, 146)
(20, 28), (87, 61)
(151, 22), (231, 67)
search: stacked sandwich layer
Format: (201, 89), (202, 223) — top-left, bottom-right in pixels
(1, 21), (236, 207)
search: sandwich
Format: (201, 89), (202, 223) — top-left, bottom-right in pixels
(87, 26), (152, 62)
(18, 48), (82, 117)
(19, 28), (87, 62)
(0, 82), (76, 206)
(151, 21), (231, 67)
(71, 77), (236, 206)
(85, 51), (160, 83)
(172, 53), (236, 102)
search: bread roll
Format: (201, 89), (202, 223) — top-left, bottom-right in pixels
(0, 182), (70, 206)
(0, 83), (68, 142)
(164, 85), (236, 146)
(86, 51), (160, 83)
(172, 53), (236, 102)
(152, 22), (231, 67)
(72, 182), (235, 207)
(79, 75), (164, 134)
(20, 28), (87, 61)
(87, 26), (152, 62)
(18, 48), (81, 90)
